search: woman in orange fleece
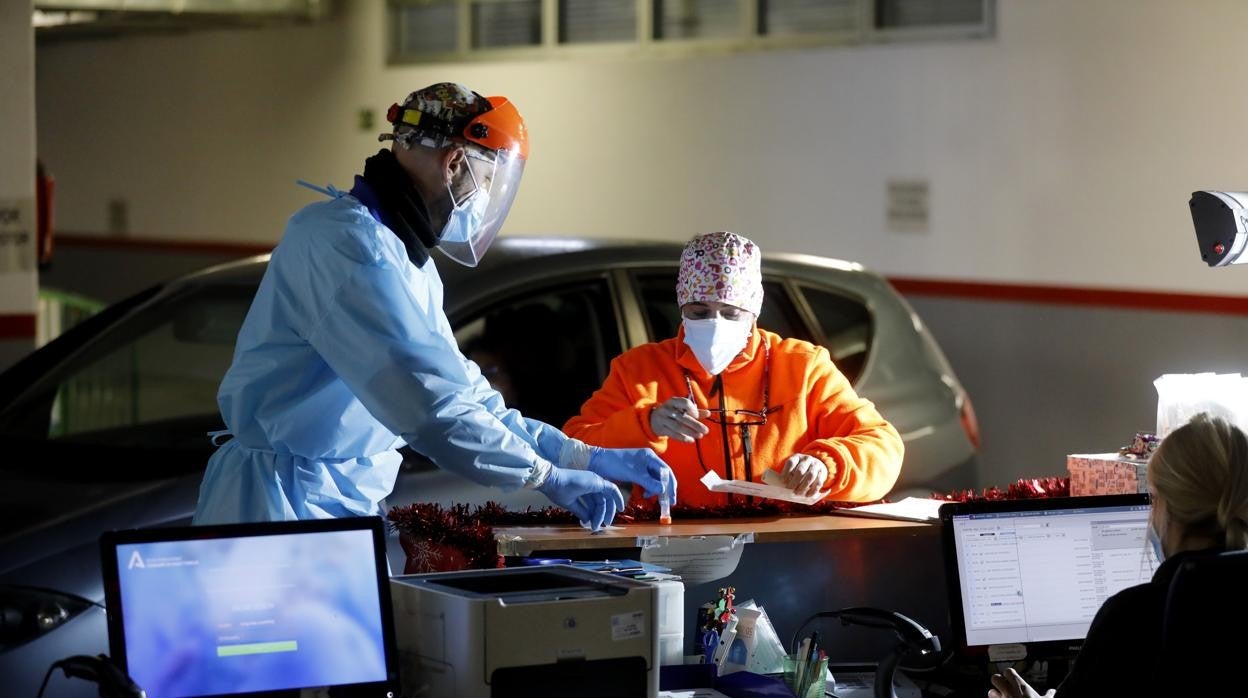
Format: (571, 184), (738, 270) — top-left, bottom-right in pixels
(564, 232), (904, 507)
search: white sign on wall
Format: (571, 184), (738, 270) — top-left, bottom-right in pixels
(0, 197), (34, 273)
(887, 179), (930, 233)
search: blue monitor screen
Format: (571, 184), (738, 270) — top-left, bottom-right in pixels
(113, 528), (388, 698)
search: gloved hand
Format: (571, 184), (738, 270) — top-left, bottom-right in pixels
(536, 466), (625, 531)
(649, 397), (710, 443)
(588, 447), (676, 503)
(778, 454), (829, 498)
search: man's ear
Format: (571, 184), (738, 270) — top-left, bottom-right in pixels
(441, 146), (467, 181)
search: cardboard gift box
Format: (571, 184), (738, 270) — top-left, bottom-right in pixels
(1067, 453), (1149, 496)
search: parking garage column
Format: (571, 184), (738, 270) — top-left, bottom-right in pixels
(0, 0), (37, 369)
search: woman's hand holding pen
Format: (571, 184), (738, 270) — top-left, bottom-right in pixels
(651, 397), (710, 442)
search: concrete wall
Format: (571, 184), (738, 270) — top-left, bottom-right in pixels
(31, 0), (1248, 486)
(910, 295), (1248, 484)
(1, 0), (37, 369)
(34, 1), (1248, 295)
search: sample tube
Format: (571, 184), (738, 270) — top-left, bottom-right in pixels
(659, 471), (673, 525)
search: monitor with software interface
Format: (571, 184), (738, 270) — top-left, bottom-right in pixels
(940, 493), (1159, 660)
(99, 516), (399, 698)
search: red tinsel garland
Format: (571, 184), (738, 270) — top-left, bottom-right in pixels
(931, 475), (1069, 503)
(386, 476), (1069, 573)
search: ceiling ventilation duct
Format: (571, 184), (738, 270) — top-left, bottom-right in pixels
(34, 0), (328, 40)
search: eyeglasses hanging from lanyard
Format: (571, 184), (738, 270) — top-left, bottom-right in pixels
(684, 341), (772, 485)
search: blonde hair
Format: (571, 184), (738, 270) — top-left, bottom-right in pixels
(1149, 413), (1248, 551)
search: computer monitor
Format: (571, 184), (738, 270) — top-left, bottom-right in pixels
(940, 494), (1158, 659)
(99, 516), (399, 698)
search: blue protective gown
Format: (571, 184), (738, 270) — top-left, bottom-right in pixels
(194, 184), (569, 524)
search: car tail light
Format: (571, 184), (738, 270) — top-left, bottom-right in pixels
(0, 586), (93, 651)
(958, 391), (981, 451)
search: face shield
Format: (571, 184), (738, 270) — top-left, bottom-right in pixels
(435, 95), (528, 268)
(437, 146), (525, 267)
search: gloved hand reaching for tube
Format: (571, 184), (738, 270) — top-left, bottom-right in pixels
(587, 446), (677, 503)
(536, 467), (625, 531)
(552, 441), (677, 524)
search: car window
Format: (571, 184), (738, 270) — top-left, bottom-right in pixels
(0, 284), (250, 443)
(633, 272), (811, 342)
(798, 285), (874, 384)
(453, 278), (621, 427)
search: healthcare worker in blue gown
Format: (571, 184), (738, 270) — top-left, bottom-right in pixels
(194, 83), (675, 530)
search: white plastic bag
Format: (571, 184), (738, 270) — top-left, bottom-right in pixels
(719, 600), (788, 676)
(1155, 373), (1248, 438)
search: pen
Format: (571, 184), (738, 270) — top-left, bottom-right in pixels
(816, 650), (827, 694)
(794, 637), (810, 693)
(713, 615), (739, 669)
(800, 631), (820, 695)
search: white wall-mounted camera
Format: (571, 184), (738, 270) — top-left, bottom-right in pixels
(1190, 190), (1248, 266)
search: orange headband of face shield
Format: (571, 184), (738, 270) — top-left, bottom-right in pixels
(463, 97), (529, 160)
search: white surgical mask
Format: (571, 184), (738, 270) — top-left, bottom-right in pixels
(1147, 521), (1166, 563)
(682, 317), (752, 375)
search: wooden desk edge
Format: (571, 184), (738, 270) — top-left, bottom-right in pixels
(494, 514), (940, 556)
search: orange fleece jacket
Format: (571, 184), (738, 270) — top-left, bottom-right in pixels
(564, 326), (904, 507)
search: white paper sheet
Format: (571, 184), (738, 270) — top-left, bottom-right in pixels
(638, 533), (752, 585)
(700, 470), (823, 505)
(835, 497), (945, 523)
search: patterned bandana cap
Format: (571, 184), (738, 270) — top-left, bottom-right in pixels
(676, 232), (764, 316)
(386, 82), (493, 150)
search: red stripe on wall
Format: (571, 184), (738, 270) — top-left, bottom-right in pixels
(56, 233), (1248, 317)
(0, 314), (36, 339)
(888, 277), (1248, 316)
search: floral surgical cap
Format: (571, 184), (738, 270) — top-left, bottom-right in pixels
(676, 232), (764, 316)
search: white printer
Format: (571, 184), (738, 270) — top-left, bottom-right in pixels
(391, 565), (659, 698)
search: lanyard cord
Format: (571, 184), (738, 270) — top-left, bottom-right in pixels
(684, 339), (772, 483)
(714, 374), (733, 481)
(741, 418), (754, 484)
(740, 340), (770, 483)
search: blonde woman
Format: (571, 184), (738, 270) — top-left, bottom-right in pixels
(990, 412), (1248, 698)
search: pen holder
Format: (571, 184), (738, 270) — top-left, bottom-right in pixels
(782, 654), (827, 698)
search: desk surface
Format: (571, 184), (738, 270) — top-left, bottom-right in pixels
(494, 513), (938, 556)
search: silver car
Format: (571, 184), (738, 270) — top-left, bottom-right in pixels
(0, 237), (977, 696)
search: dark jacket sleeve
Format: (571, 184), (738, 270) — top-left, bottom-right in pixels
(1057, 583), (1162, 697)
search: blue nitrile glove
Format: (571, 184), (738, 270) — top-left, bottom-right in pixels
(537, 466), (626, 531)
(588, 447), (677, 504)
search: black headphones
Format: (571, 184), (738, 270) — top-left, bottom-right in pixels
(791, 606), (942, 698)
(38, 654), (146, 698)
(791, 606), (941, 657)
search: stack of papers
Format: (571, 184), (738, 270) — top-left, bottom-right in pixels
(834, 497), (946, 523)
(697, 470), (947, 521)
